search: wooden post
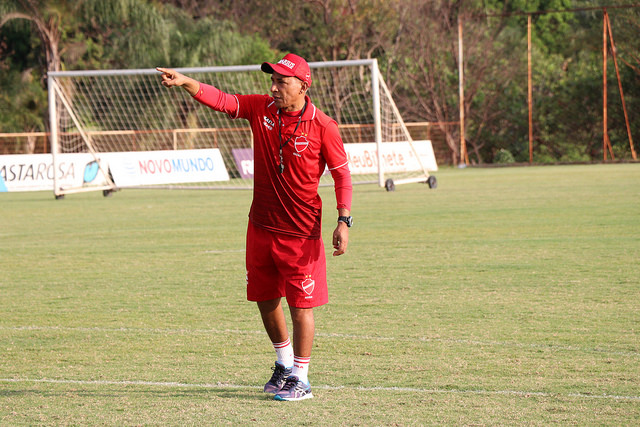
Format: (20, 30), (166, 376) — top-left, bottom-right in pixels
(603, 10), (609, 161)
(458, 14), (467, 165)
(605, 12), (637, 161)
(528, 14), (534, 164)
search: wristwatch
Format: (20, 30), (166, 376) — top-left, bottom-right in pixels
(338, 216), (353, 227)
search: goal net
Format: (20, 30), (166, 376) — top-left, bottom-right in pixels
(47, 59), (437, 197)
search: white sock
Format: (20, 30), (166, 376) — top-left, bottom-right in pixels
(273, 338), (293, 368)
(292, 355), (310, 384)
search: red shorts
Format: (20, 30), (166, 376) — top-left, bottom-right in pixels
(246, 221), (328, 308)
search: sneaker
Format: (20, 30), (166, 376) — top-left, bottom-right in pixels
(263, 362), (292, 394)
(274, 375), (313, 401)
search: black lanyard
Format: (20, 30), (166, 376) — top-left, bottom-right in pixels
(277, 101), (307, 174)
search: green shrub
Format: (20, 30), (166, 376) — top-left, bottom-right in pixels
(494, 148), (515, 164)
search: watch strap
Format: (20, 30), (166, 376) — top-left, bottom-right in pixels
(338, 216), (353, 227)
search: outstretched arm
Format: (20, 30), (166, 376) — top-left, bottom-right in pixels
(156, 67), (200, 96)
(157, 67), (239, 116)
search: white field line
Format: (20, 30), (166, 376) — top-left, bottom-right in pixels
(0, 377), (638, 402)
(2, 325), (638, 358)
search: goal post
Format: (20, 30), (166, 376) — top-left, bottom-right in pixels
(48, 59), (437, 197)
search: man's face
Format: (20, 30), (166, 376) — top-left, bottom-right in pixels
(270, 72), (306, 112)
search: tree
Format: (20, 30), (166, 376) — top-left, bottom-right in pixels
(192, 0), (401, 66)
(390, 0), (521, 165)
(490, 1), (639, 162)
(190, 0), (404, 125)
(0, 0), (68, 73)
(0, 0), (72, 146)
(0, 0), (274, 140)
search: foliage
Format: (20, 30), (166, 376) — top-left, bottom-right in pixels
(494, 148), (516, 163)
(189, 0), (401, 63)
(0, 69), (46, 133)
(445, 0), (639, 164)
(0, 0), (273, 133)
(494, 0), (576, 54)
(76, 0), (272, 69)
(1, 0), (639, 163)
(0, 17), (47, 133)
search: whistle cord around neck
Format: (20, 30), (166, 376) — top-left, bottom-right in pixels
(277, 100), (307, 174)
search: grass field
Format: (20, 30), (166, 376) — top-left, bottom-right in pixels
(1, 164), (639, 425)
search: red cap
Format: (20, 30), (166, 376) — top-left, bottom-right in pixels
(261, 53), (312, 87)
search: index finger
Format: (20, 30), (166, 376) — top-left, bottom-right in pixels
(156, 67), (174, 76)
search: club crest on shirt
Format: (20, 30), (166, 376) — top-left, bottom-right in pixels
(294, 134), (309, 154)
(301, 274), (315, 296)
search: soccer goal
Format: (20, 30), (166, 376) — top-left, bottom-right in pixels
(47, 59), (437, 197)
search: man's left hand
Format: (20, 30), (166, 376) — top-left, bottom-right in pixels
(332, 223), (349, 256)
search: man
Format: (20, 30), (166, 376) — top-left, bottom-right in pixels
(157, 53), (352, 401)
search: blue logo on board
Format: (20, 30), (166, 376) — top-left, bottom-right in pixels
(0, 174), (7, 192)
(84, 161), (100, 183)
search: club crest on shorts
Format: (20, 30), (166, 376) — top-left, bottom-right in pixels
(301, 274), (315, 296)
(294, 134), (309, 153)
